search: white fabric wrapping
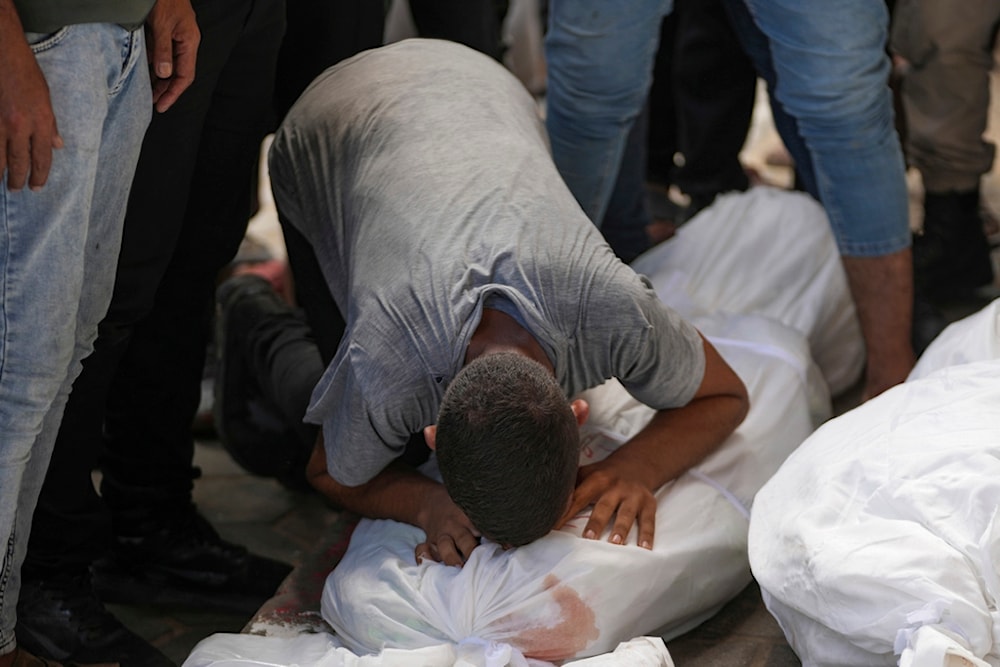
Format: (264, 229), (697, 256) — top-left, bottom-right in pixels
(183, 632), (675, 667)
(909, 298), (1000, 381)
(631, 186), (864, 396)
(183, 187), (862, 667)
(748, 300), (1000, 667)
(320, 312), (827, 663)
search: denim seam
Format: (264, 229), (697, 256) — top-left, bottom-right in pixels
(0, 193), (7, 386)
(26, 25), (70, 54)
(111, 27), (143, 97)
(0, 522), (15, 653)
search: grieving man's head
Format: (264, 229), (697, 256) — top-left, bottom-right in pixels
(434, 351), (580, 547)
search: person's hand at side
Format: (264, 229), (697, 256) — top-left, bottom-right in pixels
(0, 2), (63, 191)
(145, 0), (199, 112)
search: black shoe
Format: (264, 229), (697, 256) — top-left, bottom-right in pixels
(213, 274), (311, 489)
(914, 189), (994, 303)
(91, 505), (292, 615)
(17, 571), (175, 667)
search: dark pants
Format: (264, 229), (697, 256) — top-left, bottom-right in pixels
(24, 0), (287, 574)
(648, 0), (756, 199)
(273, 0), (504, 123)
(601, 0), (757, 262)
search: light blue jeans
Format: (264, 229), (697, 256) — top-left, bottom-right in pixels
(545, 0), (910, 257)
(0, 23), (150, 653)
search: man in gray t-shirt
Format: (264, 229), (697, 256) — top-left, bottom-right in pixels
(268, 38), (748, 565)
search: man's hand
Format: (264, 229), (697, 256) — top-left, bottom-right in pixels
(559, 336), (749, 551)
(560, 456), (657, 550)
(0, 5), (63, 191)
(305, 438), (483, 567)
(145, 0), (199, 112)
(413, 485), (481, 567)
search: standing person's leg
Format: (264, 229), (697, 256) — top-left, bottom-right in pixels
(646, 15), (679, 191)
(21, 13), (215, 588)
(740, 0), (913, 398)
(91, 0), (290, 611)
(670, 0), (756, 211)
(892, 0), (999, 301)
(0, 22), (149, 661)
(601, 104), (655, 262)
(544, 0), (672, 225)
(18, 3), (248, 658)
(213, 274), (324, 486)
(721, 0), (816, 196)
(273, 0), (385, 123)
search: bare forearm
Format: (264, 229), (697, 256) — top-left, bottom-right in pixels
(306, 441), (445, 528)
(613, 392), (748, 491)
(306, 436), (481, 565)
(617, 332), (749, 491)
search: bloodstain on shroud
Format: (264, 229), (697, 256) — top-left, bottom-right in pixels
(504, 573), (600, 663)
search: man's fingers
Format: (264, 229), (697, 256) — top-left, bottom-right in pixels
(637, 502), (656, 550)
(151, 31), (174, 80)
(414, 542), (435, 565)
(153, 60), (195, 113)
(558, 490), (591, 527)
(27, 129), (59, 190)
(581, 496), (617, 540)
(5, 137), (30, 191)
(454, 531), (480, 562)
(432, 536), (464, 567)
(608, 499), (640, 545)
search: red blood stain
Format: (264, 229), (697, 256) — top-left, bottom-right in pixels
(508, 574), (599, 662)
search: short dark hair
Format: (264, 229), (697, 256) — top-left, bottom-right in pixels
(435, 352), (580, 546)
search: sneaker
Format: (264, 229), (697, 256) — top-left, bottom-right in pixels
(16, 571), (174, 667)
(91, 505), (292, 615)
(213, 274), (312, 488)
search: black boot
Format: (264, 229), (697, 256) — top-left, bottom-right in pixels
(91, 504), (292, 615)
(913, 189), (994, 303)
(17, 570), (175, 667)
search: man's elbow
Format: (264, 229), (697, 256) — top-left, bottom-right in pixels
(729, 377), (750, 432)
(305, 440), (353, 508)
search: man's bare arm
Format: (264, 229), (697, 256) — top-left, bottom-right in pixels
(0, 0), (62, 191)
(305, 436), (481, 566)
(561, 334), (749, 548)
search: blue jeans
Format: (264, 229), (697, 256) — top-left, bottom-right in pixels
(545, 0), (910, 257)
(0, 23), (150, 653)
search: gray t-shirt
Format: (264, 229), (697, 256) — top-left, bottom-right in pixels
(268, 39), (706, 487)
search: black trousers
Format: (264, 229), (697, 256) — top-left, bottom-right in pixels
(601, 0), (757, 262)
(24, 0), (287, 574)
(273, 0), (504, 123)
(646, 0), (756, 197)
(243, 222), (431, 475)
